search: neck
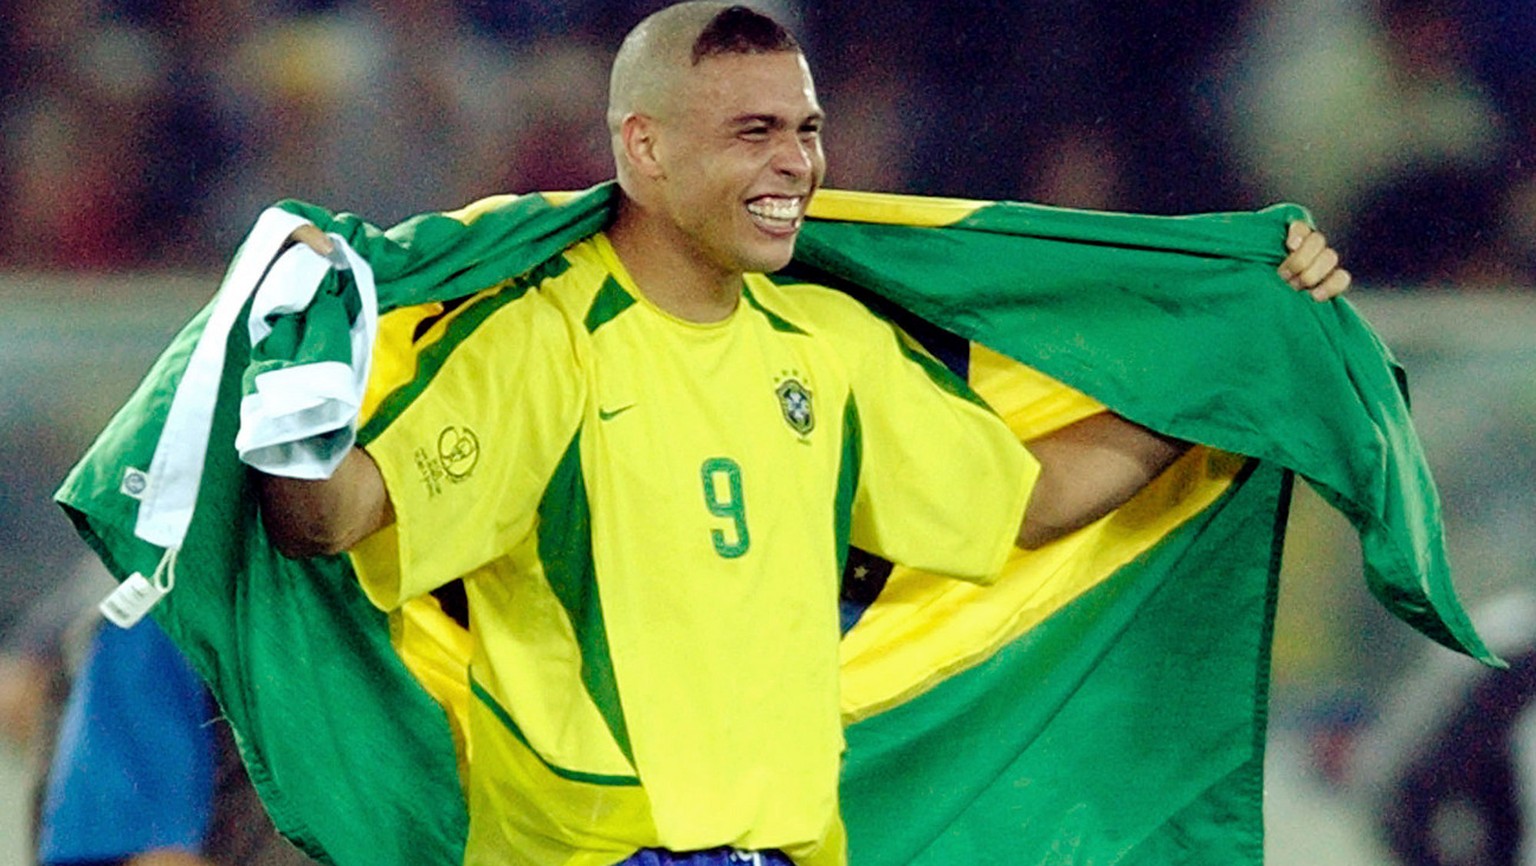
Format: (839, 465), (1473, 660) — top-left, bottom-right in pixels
(607, 196), (743, 324)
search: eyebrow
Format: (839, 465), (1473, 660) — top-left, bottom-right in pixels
(728, 111), (825, 129)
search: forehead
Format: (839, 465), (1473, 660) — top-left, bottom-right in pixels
(675, 51), (820, 122)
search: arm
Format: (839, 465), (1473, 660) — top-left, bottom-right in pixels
(257, 446), (393, 559)
(1015, 222), (1351, 548)
(1017, 412), (1187, 549)
(253, 225), (393, 559)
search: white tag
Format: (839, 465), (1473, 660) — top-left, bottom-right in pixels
(99, 573), (170, 629)
(121, 467), (150, 500)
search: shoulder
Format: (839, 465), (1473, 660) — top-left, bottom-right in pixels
(750, 274), (992, 411)
(364, 246), (604, 425)
(433, 237), (611, 347)
(745, 274), (891, 347)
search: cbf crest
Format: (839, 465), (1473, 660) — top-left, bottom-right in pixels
(775, 376), (815, 436)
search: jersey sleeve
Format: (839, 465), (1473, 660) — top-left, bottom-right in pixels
(847, 323), (1037, 584)
(349, 289), (584, 610)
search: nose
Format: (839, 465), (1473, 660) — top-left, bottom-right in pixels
(773, 134), (815, 180)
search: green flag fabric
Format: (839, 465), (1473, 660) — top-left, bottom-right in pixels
(56, 182), (1493, 866)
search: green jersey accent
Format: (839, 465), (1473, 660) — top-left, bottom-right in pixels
(357, 262), (554, 444)
(536, 431), (634, 765)
(470, 680), (640, 787)
(585, 276), (636, 334)
(834, 396), (862, 576)
(743, 284), (810, 335)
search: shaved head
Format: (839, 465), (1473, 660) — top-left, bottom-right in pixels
(608, 3), (800, 138)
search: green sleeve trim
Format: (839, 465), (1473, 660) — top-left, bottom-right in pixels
(742, 285), (809, 335)
(887, 324), (993, 413)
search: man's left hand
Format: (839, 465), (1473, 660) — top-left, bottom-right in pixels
(1278, 221), (1351, 301)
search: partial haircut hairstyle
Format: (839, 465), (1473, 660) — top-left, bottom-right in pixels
(691, 5), (800, 63)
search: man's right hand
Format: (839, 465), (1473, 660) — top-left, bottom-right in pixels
(288, 224), (336, 257)
(254, 224), (393, 559)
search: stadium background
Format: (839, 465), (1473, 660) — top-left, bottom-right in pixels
(1, 0), (1533, 863)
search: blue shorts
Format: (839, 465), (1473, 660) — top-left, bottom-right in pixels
(620, 848), (794, 866)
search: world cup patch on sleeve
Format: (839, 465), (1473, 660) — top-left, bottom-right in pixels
(438, 426), (480, 479)
(413, 425), (480, 497)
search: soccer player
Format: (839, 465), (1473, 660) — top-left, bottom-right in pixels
(257, 4), (1351, 865)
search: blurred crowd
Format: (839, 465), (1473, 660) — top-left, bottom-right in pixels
(1, 0), (1533, 288)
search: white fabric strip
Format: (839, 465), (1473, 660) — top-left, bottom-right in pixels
(244, 242), (336, 347)
(237, 361), (364, 478)
(132, 208), (310, 548)
(132, 207), (377, 548)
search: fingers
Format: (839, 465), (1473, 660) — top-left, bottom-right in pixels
(1286, 220), (1309, 253)
(1277, 221), (1349, 301)
(1296, 245), (1340, 288)
(1309, 267), (1351, 301)
(1277, 225), (1325, 285)
(288, 224), (335, 256)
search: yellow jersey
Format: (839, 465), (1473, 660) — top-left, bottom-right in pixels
(349, 233), (1036, 865)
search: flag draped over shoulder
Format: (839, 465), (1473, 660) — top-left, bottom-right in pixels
(56, 182), (1495, 866)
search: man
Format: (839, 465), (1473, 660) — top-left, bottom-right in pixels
(257, 4), (1350, 865)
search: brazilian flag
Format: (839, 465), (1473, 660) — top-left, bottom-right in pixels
(56, 183), (1495, 866)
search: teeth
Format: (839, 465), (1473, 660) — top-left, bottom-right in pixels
(747, 197), (801, 222)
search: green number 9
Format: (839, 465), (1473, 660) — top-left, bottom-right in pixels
(701, 457), (750, 559)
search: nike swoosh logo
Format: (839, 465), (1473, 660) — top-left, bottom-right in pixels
(599, 404), (636, 421)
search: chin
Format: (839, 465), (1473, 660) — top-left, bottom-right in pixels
(739, 238), (799, 275)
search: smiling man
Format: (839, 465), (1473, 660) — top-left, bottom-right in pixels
(257, 4), (1351, 866)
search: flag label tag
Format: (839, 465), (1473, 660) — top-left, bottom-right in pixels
(120, 467), (150, 500)
(99, 572), (169, 629)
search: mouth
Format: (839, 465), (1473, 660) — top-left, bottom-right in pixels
(745, 195), (806, 237)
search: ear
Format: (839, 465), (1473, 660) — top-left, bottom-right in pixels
(620, 114), (666, 181)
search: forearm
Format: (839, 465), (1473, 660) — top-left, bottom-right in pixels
(1016, 412), (1189, 549)
(257, 446), (393, 558)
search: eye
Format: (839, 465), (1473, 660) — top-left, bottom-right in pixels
(739, 124), (771, 141)
(799, 120), (823, 139)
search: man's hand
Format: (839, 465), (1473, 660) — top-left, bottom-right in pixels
(289, 223), (335, 256)
(1278, 221), (1351, 301)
